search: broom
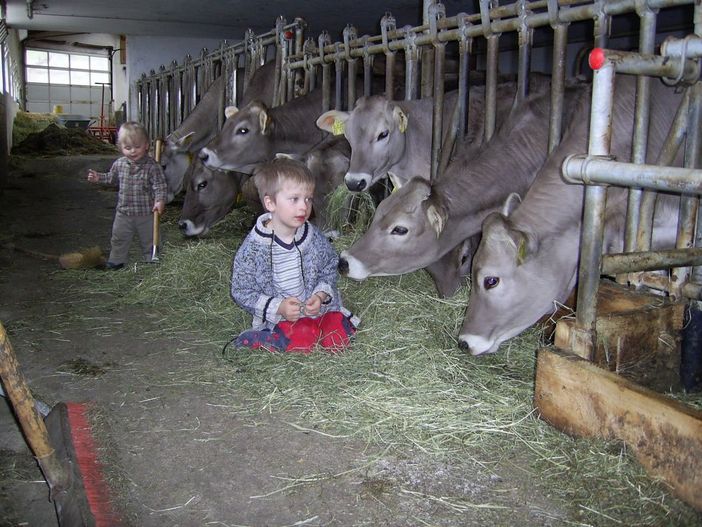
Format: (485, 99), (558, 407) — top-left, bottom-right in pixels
(0, 321), (121, 526)
(2, 243), (106, 269)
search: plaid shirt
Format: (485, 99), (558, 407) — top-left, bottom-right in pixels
(96, 155), (167, 216)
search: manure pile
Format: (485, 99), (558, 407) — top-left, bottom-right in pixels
(12, 123), (117, 156)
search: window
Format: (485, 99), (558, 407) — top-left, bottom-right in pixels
(25, 48), (112, 116)
(26, 49), (110, 87)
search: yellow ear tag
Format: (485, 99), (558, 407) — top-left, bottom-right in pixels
(398, 116), (408, 133)
(332, 119), (345, 136)
(235, 192), (244, 205)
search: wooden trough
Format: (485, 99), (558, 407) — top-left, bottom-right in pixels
(535, 280), (702, 511)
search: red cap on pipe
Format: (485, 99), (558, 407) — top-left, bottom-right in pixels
(589, 48), (606, 70)
(284, 30), (294, 40)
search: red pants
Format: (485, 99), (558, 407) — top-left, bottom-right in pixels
(276, 311), (354, 354)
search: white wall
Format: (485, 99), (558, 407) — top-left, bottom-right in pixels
(125, 35), (228, 119)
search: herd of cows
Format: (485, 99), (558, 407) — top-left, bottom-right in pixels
(159, 62), (684, 356)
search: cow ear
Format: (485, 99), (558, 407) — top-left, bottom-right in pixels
(176, 131), (196, 149)
(423, 194), (448, 238)
(392, 106), (408, 133)
(259, 109), (272, 135)
(515, 233), (538, 266)
(501, 192), (522, 217)
(387, 171), (403, 191)
(316, 110), (350, 134)
(224, 106), (239, 119)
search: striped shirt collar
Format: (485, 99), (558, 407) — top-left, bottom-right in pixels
(253, 213), (309, 248)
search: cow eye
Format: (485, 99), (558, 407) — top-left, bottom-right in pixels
(237, 127), (248, 135)
(390, 226), (408, 235)
(197, 181), (208, 190)
(483, 276), (499, 290)
(377, 130), (389, 141)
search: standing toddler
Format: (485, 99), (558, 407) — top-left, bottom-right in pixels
(87, 121), (167, 269)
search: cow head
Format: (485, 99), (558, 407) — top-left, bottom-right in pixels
(337, 177), (449, 279)
(177, 157), (246, 237)
(424, 235), (478, 298)
(317, 96), (408, 192)
(161, 132), (196, 203)
(199, 101), (274, 173)
(458, 211), (578, 356)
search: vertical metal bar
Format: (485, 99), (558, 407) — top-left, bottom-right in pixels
(480, 0), (499, 142)
(404, 28), (419, 101)
(593, 0), (611, 49)
(690, 2), (702, 286)
(362, 36), (373, 97)
(334, 42), (344, 110)
(547, 0), (567, 153)
(381, 13), (396, 99)
(625, 2), (657, 263)
(421, 0), (435, 99)
(671, 82), (702, 298)
(319, 31), (331, 112)
(429, 2), (446, 181)
(515, 0), (533, 103)
(574, 61), (616, 361)
(636, 90), (689, 252)
(457, 15), (472, 139)
(344, 25), (358, 109)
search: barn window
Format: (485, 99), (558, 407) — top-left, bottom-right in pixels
(24, 48), (111, 118)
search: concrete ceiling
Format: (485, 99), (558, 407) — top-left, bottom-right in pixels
(4, 0), (476, 40)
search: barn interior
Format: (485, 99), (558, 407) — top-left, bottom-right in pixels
(1, 1), (702, 526)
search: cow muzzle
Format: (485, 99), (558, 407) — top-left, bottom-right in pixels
(344, 172), (370, 192)
(337, 257), (349, 276)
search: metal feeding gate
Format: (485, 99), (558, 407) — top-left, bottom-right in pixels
(134, 0), (701, 510)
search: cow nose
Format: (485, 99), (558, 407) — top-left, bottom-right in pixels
(178, 220), (187, 231)
(338, 257), (349, 275)
(199, 150), (209, 162)
(346, 179), (367, 192)
(457, 338), (471, 352)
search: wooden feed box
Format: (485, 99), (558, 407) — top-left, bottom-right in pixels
(535, 279), (702, 511)
(555, 279), (682, 392)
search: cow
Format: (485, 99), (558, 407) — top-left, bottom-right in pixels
(161, 62), (276, 202)
(336, 80), (586, 297)
(178, 136), (351, 237)
(316, 74), (551, 192)
(458, 75), (683, 356)
(176, 157), (247, 237)
(199, 87), (327, 174)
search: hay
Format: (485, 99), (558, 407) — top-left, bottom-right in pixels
(55, 210), (702, 525)
(12, 111), (59, 145)
(324, 185), (376, 235)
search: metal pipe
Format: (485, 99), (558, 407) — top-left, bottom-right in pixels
(457, 15), (472, 139)
(362, 36), (373, 97)
(637, 89), (690, 251)
(516, 0), (533, 102)
(562, 155), (702, 194)
(431, 43), (445, 181)
(404, 27), (419, 101)
(381, 12), (396, 98)
(589, 48), (700, 82)
(421, 0), (435, 98)
(344, 25), (358, 109)
(547, 0), (568, 153)
(624, 1), (657, 255)
(574, 61), (616, 360)
(671, 82), (702, 299)
(480, 0), (500, 142)
(319, 32), (332, 112)
(334, 42), (344, 110)
(603, 248), (702, 275)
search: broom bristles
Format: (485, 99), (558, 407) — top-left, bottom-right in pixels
(58, 246), (106, 270)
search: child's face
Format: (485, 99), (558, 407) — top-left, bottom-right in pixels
(264, 180), (314, 235)
(120, 139), (149, 162)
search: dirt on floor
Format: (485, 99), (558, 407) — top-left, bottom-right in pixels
(0, 154), (696, 527)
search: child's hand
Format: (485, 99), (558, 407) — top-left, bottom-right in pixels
(153, 200), (165, 214)
(87, 169), (99, 183)
(278, 297), (303, 322)
(304, 293), (326, 317)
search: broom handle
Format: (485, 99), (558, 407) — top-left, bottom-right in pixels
(0, 322), (69, 490)
(153, 210), (160, 249)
